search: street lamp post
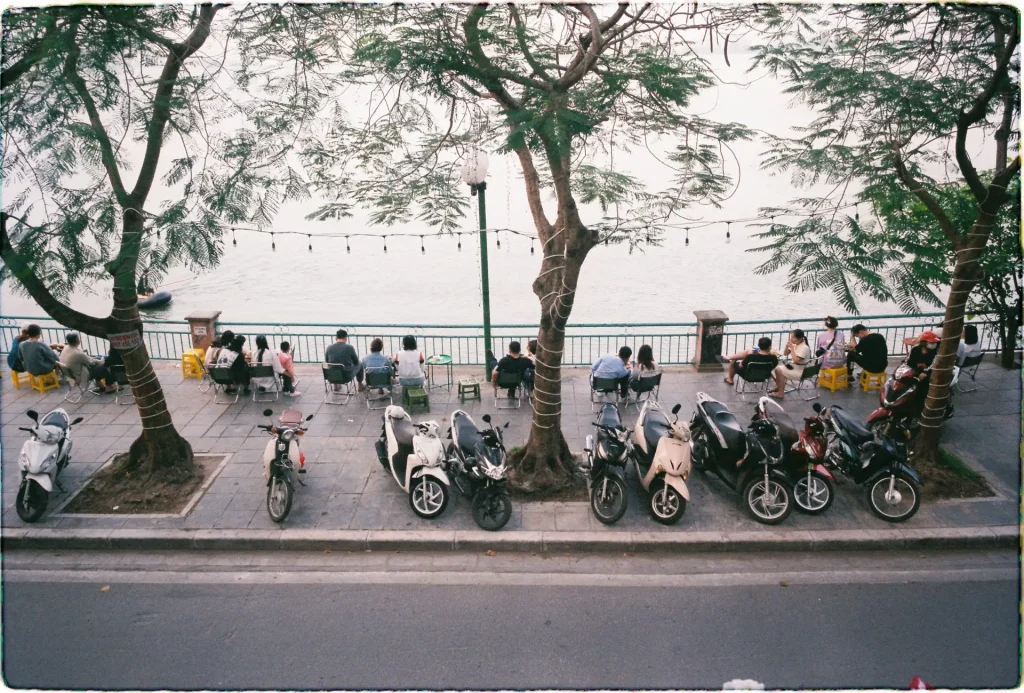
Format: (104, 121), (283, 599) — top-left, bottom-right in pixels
(460, 150), (492, 379)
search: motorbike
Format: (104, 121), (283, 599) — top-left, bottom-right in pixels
(259, 408), (313, 522)
(631, 400), (691, 524)
(376, 405), (451, 519)
(446, 410), (513, 531)
(582, 403), (630, 524)
(753, 398), (835, 515)
(815, 402), (921, 522)
(689, 393), (794, 524)
(16, 408), (84, 522)
(867, 364), (958, 438)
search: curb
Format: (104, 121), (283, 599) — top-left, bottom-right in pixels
(2, 525), (1018, 553)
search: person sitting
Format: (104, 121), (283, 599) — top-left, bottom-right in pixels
(101, 347), (124, 390)
(724, 337), (778, 386)
(325, 328), (362, 391)
(19, 324), (59, 377)
(629, 344), (661, 393)
(485, 349), (498, 376)
(522, 339), (538, 392)
(360, 338), (394, 390)
(816, 316), (846, 370)
(957, 324), (982, 366)
(395, 335), (426, 388)
(846, 324), (889, 377)
(492, 340), (531, 397)
(592, 346), (633, 398)
(276, 341), (301, 397)
(204, 337), (223, 368)
(217, 335), (250, 395)
(906, 330), (940, 374)
(6, 322), (30, 374)
(251, 335), (285, 393)
(59, 332), (114, 393)
(770, 329), (812, 400)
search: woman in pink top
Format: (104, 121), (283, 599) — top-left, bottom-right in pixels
(277, 341), (301, 397)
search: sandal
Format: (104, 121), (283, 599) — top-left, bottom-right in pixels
(768, 392), (784, 400)
(723, 378), (734, 385)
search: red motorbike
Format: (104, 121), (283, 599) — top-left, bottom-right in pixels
(754, 398), (835, 515)
(867, 364), (956, 438)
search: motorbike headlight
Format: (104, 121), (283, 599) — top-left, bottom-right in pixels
(483, 464), (506, 480)
(276, 442), (287, 452)
(43, 451), (58, 465)
(282, 429), (295, 442)
(18, 452), (28, 467)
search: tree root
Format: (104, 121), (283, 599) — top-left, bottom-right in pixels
(509, 437), (586, 495)
(114, 432), (196, 485)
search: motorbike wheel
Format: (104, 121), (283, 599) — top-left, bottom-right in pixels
(793, 470), (835, 515)
(868, 420), (889, 439)
(648, 480), (685, 525)
(471, 488), (512, 531)
(743, 475), (793, 525)
(690, 434), (708, 475)
(867, 472), (920, 523)
(409, 477), (449, 519)
(266, 476), (294, 523)
(590, 476), (628, 525)
(15, 479), (48, 523)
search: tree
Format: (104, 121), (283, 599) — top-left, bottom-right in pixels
(750, 5), (1020, 462)
(0, 5), (343, 481)
(301, 4), (755, 491)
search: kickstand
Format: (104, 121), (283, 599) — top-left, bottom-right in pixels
(55, 480), (66, 493)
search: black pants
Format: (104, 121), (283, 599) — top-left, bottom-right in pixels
(847, 353), (881, 374)
(593, 375), (629, 398)
(88, 363), (108, 385)
(281, 374), (295, 393)
(229, 360), (250, 392)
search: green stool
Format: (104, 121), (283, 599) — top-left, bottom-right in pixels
(402, 385), (430, 411)
(458, 378), (482, 403)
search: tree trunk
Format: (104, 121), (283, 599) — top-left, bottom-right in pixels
(999, 303), (1020, 369)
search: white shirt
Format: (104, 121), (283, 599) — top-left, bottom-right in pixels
(395, 349), (424, 379)
(251, 347), (283, 389)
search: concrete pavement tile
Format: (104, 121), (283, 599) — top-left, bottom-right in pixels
(212, 510), (258, 529)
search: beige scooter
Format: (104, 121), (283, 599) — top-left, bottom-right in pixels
(631, 400), (692, 524)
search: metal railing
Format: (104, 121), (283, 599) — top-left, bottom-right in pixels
(0, 312), (1006, 367)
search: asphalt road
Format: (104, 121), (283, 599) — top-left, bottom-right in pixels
(3, 550), (1019, 690)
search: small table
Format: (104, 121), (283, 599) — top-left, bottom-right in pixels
(425, 354), (453, 391)
(903, 337), (920, 354)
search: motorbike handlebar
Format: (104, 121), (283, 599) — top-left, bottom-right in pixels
(18, 427), (34, 433)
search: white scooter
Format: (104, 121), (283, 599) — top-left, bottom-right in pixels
(631, 401), (692, 524)
(375, 405), (451, 519)
(17, 408), (84, 522)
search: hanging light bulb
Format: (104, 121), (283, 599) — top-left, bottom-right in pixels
(308, 234), (312, 252)
(726, 222), (731, 243)
(645, 227), (651, 244)
(346, 236), (351, 253)
(420, 235), (425, 254)
(685, 228), (689, 246)
(156, 228), (161, 240)
(383, 236), (388, 253)
(530, 238), (534, 255)
(496, 232), (501, 249)
(232, 228), (237, 247)
(457, 233), (462, 251)
(271, 231), (276, 251)
(855, 205), (860, 222)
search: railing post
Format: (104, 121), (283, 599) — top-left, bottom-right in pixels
(184, 310), (221, 352)
(693, 310), (729, 372)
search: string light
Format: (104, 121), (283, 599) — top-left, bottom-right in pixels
(383, 236), (387, 253)
(346, 235), (350, 253)
(232, 228), (237, 247)
(530, 238), (534, 255)
(420, 235), (425, 254)
(496, 232), (501, 249)
(726, 222), (731, 244)
(685, 227), (689, 246)
(645, 227), (651, 244)
(271, 231), (276, 251)
(307, 234), (312, 252)
(458, 233), (462, 251)
(855, 205), (860, 222)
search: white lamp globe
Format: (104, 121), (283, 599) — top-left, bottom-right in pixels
(460, 149), (489, 186)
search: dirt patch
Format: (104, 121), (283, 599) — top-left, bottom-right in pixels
(511, 474), (588, 503)
(919, 448), (994, 500)
(62, 454), (222, 514)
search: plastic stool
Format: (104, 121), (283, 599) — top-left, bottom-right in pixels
(458, 378), (481, 403)
(818, 367), (849, 393)
(402, 386), (430, 411)
(181, 349), (205, 379)
(859, 370), (886, 392)
(30, 370), (60, 393)
(11, 370), (29, 389)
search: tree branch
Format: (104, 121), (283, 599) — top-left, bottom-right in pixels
(513, 144), (554, 240)
(97, 8), (177, 49)
(891, 144), (960, 245)
(461, 5), (549, 101)
(509, 7), (552, 83)
(559, 4), (604, 89)
(129, 4), (223, 202)
(0, 213), (108, 337)
(0, 11), (60, 91)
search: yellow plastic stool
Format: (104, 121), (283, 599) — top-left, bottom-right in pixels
(30, 370), (60, 393)
(818, 367), (849, 393)
(859, 370), (887, 392)
(11, 370), (29, 389)
(181, 348), (206, 379)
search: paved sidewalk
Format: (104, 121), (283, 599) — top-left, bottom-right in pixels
(1, 357), (1019, 550)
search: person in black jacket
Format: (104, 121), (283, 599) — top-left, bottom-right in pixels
(846, 324), (889, 376)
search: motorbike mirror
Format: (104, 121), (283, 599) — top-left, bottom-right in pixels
(305, 414), (314, 422)
(26, 410), (38, 421)
(812, 403), (823, 413)
(671, 403), (682, 415)
(482, 414), (492, 424)
(262, 409), (274, 417)
(71, 417), (85, 426)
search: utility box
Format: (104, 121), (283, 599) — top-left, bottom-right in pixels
(693, 310), (729, 371)
(184, 310), (221, 351)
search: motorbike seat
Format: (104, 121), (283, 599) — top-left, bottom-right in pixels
(454, 415), (482, 456)
(597, 404), (622, 429)
(831, 407), (873, 443)
(701, 401), (743, 436)
(41, 412), (68, 431)
(643, 409), (672, 449)
(390, 415), (415, 448)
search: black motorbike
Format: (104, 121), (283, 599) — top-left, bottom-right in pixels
(446, 410), (513, 531)
(689, 392), (794, 524)
(582, 403), (630, 525)
(815, 403), (921, 522)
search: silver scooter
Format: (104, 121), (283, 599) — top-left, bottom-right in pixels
(375, 405), (451, 519)
(16, 408), (84, 522)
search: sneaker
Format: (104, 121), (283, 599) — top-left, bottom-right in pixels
(287, 391), (302, 397)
